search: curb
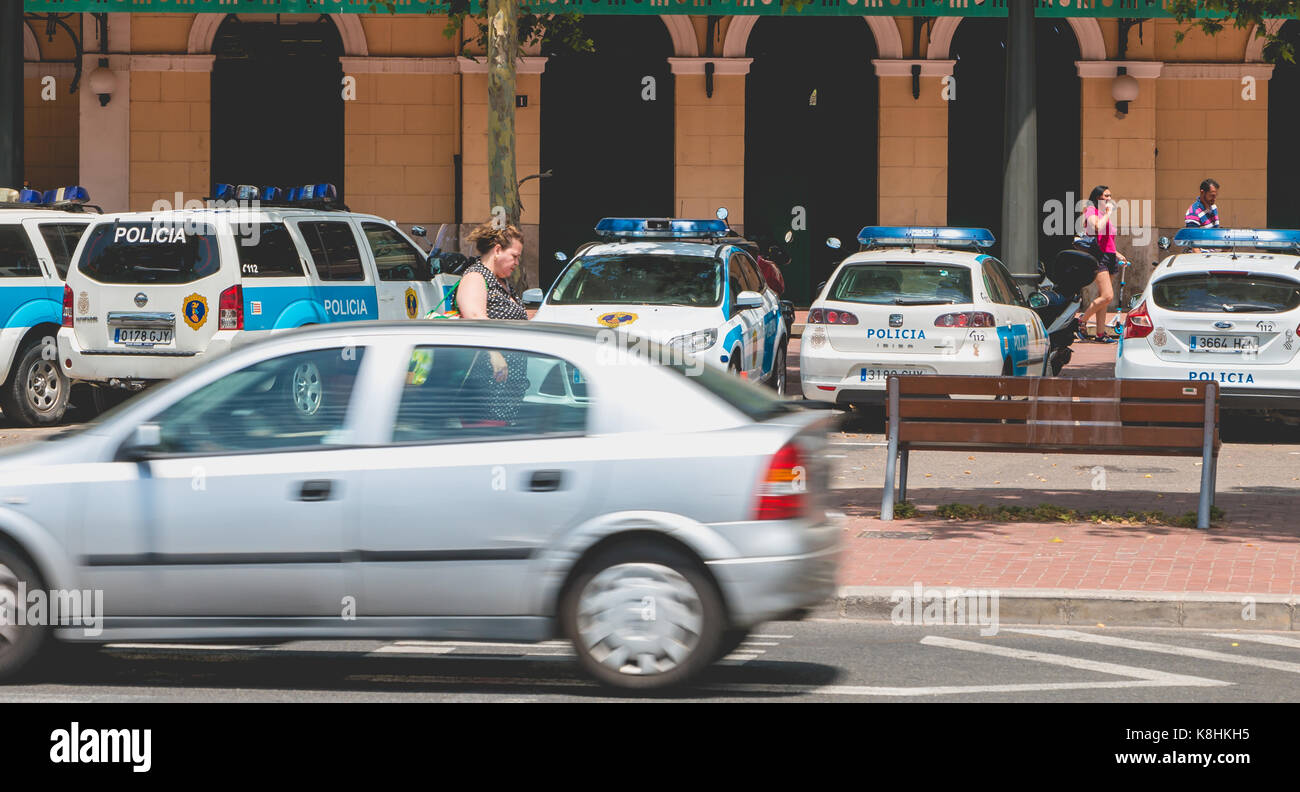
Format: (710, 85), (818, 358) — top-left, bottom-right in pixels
(810, 586), (1300, 631)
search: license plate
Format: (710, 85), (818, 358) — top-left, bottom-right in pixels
(861, 367), (927, 382)
(1189, 335), (1258, 352)
(114, 327), (173, 346)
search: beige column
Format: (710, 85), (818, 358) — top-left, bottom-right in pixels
(76, 14), (132, 210)
(125, 54), (214, 212)
(874, 59), (952, 225)
(668, 57), (750, 227)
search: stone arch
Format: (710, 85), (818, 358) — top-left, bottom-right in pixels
(662, 15), (699, 57)
(722, 14), (903, 59)
(23, 21), (39, 60)
(1246, 19), (1286, 62)
(188, 13), (367, 56)
(928, 15), (1104, 60)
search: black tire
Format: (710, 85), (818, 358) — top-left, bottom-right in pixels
(714, 628), (750, 662)
(727, 352), (742, 376)
(561, 542), (724, 691)
(88, 384), (132, 418)
(0, 340), (68, 426)
(768, 343), (787, 395)
(0, 543), (51, 682)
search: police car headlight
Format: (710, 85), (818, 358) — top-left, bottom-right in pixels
(668, 329), (717, 352)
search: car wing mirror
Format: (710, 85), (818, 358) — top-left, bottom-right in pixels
(1157, 236), (1170, 251)
(522, 288), (544, 306)
(735, 290), (764, 310)
(118, 423), (161, 462)
(1028, 292), (1049, 309)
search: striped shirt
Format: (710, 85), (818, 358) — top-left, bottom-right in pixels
(1185, 198), (1219, 227)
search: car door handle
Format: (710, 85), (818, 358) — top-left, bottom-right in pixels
(528, 470), (565, 492)
(297, 479), (335, 502)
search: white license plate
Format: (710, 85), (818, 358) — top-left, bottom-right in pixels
(1189, 335), (1258, 352)
(861, 367), (927, 382)
(114, 327), (173, 346)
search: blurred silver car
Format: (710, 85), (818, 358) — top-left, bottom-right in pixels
(0, 321), (839, 689)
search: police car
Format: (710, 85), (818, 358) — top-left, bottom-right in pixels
(58, 183), (440, 404)
(0, 186), (96, 426)
(526, 218), (788, 392)
(800, 227), (1049, 406)
(1115, 228), (1300, 411)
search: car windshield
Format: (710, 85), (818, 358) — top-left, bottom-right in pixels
(829, 263), (972, 305)
(548, 253), (722, 307)
(77, 221), (220, 284)
(1152, 273), (1300, 313)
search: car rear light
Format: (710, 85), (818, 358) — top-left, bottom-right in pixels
(934, 311), (995, 328)
(755, 442), (808, 521)
(62, 285), (73, 327)
(219, 284), (243, 330)
(808, 307), (859, 325)
(1124, 300), (1154, 339)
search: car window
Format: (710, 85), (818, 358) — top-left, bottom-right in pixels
(395, 345), (588, 443)
(363, 222), (428, 281)
(734, 252), (762, 294)
(235, 222), (304, 278)
(77, 222), (220, 284)
(990, 258), (1027, 306)
(548, 253), (721, 307)
(727, 259), (745, 314)
(981, 261), (1013, 305)
(38, 223), (89, 280)
(829, 263), (972, 305)
(300, 221), (364, 281)
(0, 225), (41, 278)
(1153, 273), (1300, 313)
(148, 347), (365, 455)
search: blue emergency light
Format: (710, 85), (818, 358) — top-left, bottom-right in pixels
(594, 217), (730, 239)
(1173, 228), (1300, 250)
(213, 183), (335, 204)
(18, 189), (43, 204)
(41, 186), (90, 204)
(857, 226), (996, 249)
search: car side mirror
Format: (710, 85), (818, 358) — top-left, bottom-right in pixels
(1028, 292), (1049, 309)
(411, 225), (427, 238)
(816, 281), (827, 295)
(735, 290), (764, 310)
(716, 207), (729, 221)
(522, 288), (544, 306)
(118, 423), (161, 462)
(1151, 260), (1161, 268)
(1158, 236), (1170, 250)
(554, 251), (568, 263)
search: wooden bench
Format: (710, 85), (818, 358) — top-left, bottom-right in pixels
(881, 375), (1222, 529)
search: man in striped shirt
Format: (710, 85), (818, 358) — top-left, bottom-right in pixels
(1185, 178), (1220, 227)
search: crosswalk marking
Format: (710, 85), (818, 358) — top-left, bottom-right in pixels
(1010, 629), (1300, 674)
(1207, 633), (1300, 650)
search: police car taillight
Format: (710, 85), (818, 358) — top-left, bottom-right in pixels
(219, 285), (243, 330)
(808, 308), (859, 325)
(62, 285), (73, 327)
(935, 311), (995, 327)
(755, 442), (807, 521)
(1124, 300), (1153, 339)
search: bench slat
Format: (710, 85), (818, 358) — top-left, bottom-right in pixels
(898, 421), (1212, 450)
(892, 398), (1211, 424)
(891, 375), (1211, 401)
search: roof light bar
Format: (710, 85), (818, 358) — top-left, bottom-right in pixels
(594, 217), (730, 239)
(212, 183), (337, 204)
(1173, 228), (1300, 250)
(857, 226), (996, 249)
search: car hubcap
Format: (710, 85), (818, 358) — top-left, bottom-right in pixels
(0, 563), (25, 654)
(576, 563), (704, 676)
(25, 360), (60, 413)
(776, 352), (786, 393)
(291, 363), (323, 416)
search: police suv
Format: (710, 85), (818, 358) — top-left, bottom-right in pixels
(0, 186), (96, 425)
(58, 184), (439, 398)
(800, 226), (1049, 406)
(1116, 227), (1300, 411)
(526, 218), (788, 392)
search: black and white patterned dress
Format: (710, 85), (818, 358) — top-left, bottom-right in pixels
(457, 262), (529, 422)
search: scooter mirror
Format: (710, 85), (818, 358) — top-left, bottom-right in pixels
(716, 207), (729, 221)
(554, 251), (568, 262)
(411, 225), (427, 238)
(826, 237), (842, 250)
(784, 230), (794, 244)
(1028, 292), (1049, 309)
(1157, 236), (1170, 250)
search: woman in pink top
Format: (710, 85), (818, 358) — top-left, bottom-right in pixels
(1075, 185), (1128, 342)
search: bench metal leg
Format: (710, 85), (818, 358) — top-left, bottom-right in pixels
(881, 378), (900, 521)
(1197, 383), (1216, 529)
(898, 448), (910, 504)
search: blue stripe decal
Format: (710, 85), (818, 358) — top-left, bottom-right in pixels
(242, 284), (376, 331)
(997, 323), (1031, 375)
(761, 307), (779, 372)
(721, 323), (744, 364)
(1, 286), (62, 330)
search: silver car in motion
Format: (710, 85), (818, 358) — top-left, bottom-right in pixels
(0, 321), (839, 690)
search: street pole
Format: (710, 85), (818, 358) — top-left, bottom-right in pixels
(486, 0), (525, 290)
(1002, 0), (1037, 288)
(0, 2), (23, 187)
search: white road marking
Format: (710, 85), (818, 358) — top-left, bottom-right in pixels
(750, 634), (793, 639)
(1011, 629), (1300, 674)
(1207, 633), (1300, 650)
(369, 645), (458, 655)
(739, 641), (779, 646)
(105, 643), (259, 651)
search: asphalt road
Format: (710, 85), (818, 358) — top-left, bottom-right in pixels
(4, 621), (1300, 702)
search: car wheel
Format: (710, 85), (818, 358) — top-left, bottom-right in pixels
(714, 628), (750, 661)
(727, 353), (742, 377)
(0, 341), (68, 426)
(561, 543), (724, 690)
(286, 361), (324, 418)
(768, 344), (787, 395)
(0, 544), (50, 682)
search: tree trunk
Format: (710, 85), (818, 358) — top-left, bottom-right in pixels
(0, 1), (24, 187)
(486, 0), (527, 291)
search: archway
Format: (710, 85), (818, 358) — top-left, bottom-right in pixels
(1267, 22), (1300, 227)
(745, 16), (878, 304)
(210, 15), (345, 198)
(538, 16), (676, 288)
(946, 18), (1080, 261)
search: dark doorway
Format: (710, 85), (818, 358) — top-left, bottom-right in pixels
(540, 17), (675, 288)
(1268, 22), (1300, 227)
(947, 19), (1081, 263)
(746, 18), (878, 305)
(211, 16), (345, 199)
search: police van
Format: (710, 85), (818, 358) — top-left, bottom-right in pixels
(0, 186), (97, 425)
(800, 226), (1049, 406)
(58, 183), (440, 398)
(526, 217), (789, 392)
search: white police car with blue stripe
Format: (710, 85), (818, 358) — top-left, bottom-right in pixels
(800, 227), (1048, 406)
(527, 218), (789, 392)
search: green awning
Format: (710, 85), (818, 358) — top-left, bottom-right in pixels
(19, 0), (1254, 19)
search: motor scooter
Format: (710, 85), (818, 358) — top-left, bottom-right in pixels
(1028, 248), (1096, 376)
